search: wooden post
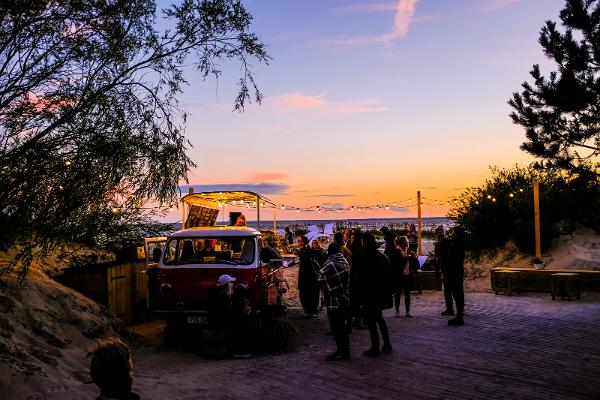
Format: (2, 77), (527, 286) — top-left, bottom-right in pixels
(273, 207), (277, 233)
(256, 195), (260, 230)
(417, 190), (422, 256)
(533, 179), (541, 258)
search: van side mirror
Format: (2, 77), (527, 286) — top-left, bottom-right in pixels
(260, 247), (272, 263)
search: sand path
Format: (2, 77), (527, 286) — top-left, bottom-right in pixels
(116, 267), (600, 400)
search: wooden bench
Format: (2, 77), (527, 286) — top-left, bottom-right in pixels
(491, 268), (600, 294)
(551, 273), (581, 300)
(494, 270), (521, 295)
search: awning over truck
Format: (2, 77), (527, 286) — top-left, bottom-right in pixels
(180, 191), (277, 208)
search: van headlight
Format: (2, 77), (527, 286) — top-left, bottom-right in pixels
(160, 283), (173, 297)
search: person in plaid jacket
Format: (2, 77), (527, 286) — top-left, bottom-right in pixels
(319, 243), (351, 361)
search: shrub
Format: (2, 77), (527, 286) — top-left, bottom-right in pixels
(448, 165), (599, 253)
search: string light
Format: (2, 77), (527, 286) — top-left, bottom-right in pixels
(65, 160), (72, 166)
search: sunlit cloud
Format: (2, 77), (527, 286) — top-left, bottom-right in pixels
(326, 0), (417, 45)
(245, 172), (287, 182)
(479, 0), (521, 13)
(269, 92), (390, 113)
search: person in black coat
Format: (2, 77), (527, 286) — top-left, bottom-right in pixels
(380, 226), (396, 258)
(360, 233), (393, 356)
(296, 235), (320, 316)
(446, 226), (466, 326)
(347, 231), (366, 329)
(434, 226), (454, 316)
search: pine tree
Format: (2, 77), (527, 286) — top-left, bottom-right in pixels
(509, 0), (600, 173)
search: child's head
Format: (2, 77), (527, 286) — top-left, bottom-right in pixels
(90, 338), (133, 397)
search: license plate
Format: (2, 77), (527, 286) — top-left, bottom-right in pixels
(187, 315), (208, 325)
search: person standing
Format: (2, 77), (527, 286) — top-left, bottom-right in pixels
(434, 226), (454, 316)
(408, 224), (419, 254)
(347, 231), (366, 329)
(319, 243), (351, 361)
(380, 226), (396, 258)
(310, 239), (327, 268)
(446, 226), (466, 326)
(296, 235), (320, 316)
(392, 236), (413, 318)
(360, 233), (393, 356)
(285, 226), (294, 245)
(333, 232), (352, 269)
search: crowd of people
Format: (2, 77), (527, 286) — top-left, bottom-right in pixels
(88, 222), (467, 398)
(294, 224), (466, 361)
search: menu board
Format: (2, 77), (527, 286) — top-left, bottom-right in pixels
(185, 205), (219, 228)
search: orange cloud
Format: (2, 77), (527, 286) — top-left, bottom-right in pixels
(246, 172), (287, 182)
(270, 93), (390, 114)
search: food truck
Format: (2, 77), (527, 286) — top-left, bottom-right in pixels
(145, 191), (288, 330)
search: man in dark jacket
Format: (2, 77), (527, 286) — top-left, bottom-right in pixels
(360, 233), (393, 356)
(446, 226), (466, 326)
(319, 243), (351, 361)
(297, 235), (320, 316)
(434, 226), (454, 316)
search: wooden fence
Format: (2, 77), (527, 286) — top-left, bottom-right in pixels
(60, 260), (147, 325)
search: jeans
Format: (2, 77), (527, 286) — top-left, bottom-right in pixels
(328, 308), (350, 356)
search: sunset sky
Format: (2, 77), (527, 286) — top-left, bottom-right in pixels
(162, 0), (565, 221)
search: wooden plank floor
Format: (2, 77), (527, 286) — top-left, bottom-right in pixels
(130, 291), (600, 400)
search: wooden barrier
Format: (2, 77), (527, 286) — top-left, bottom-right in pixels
(417, 271), (442, 291)
(60, 260), (147, 324)
(491, 267), (600, 293)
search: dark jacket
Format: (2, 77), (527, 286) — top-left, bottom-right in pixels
(310, 248), (327, 270)
(382, 232), (396, 259)
(446, 237), (465, 280)
(360, 249), (393, 310)
(434, 238), (451, 274)
(297, 245), (318, 289)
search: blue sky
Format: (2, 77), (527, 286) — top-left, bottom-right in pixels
(159, 0), (566, 220)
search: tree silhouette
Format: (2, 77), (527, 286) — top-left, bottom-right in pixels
(509, 0), (600, 173)
(0, 0), (269, 278)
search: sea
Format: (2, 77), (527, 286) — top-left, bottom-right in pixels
(232, 217), (452, 233)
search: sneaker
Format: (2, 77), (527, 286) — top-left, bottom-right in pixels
(233, 353), (252, 359)
(381, 344), (393, 355)
(405, 312), (412, 318)
(448, 317), (464, 326)
(395, 311), (402, 318)
(363, 348), (381, 357)
(356, 324), (369, 330)
(441, 310), (455, 316)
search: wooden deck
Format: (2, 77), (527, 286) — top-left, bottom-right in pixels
(130, 291), (600, 400)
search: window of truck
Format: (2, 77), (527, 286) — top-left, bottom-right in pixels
(163, 237), (256, 266)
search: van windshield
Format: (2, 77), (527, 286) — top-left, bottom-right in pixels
(163, 237), (256, 266)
